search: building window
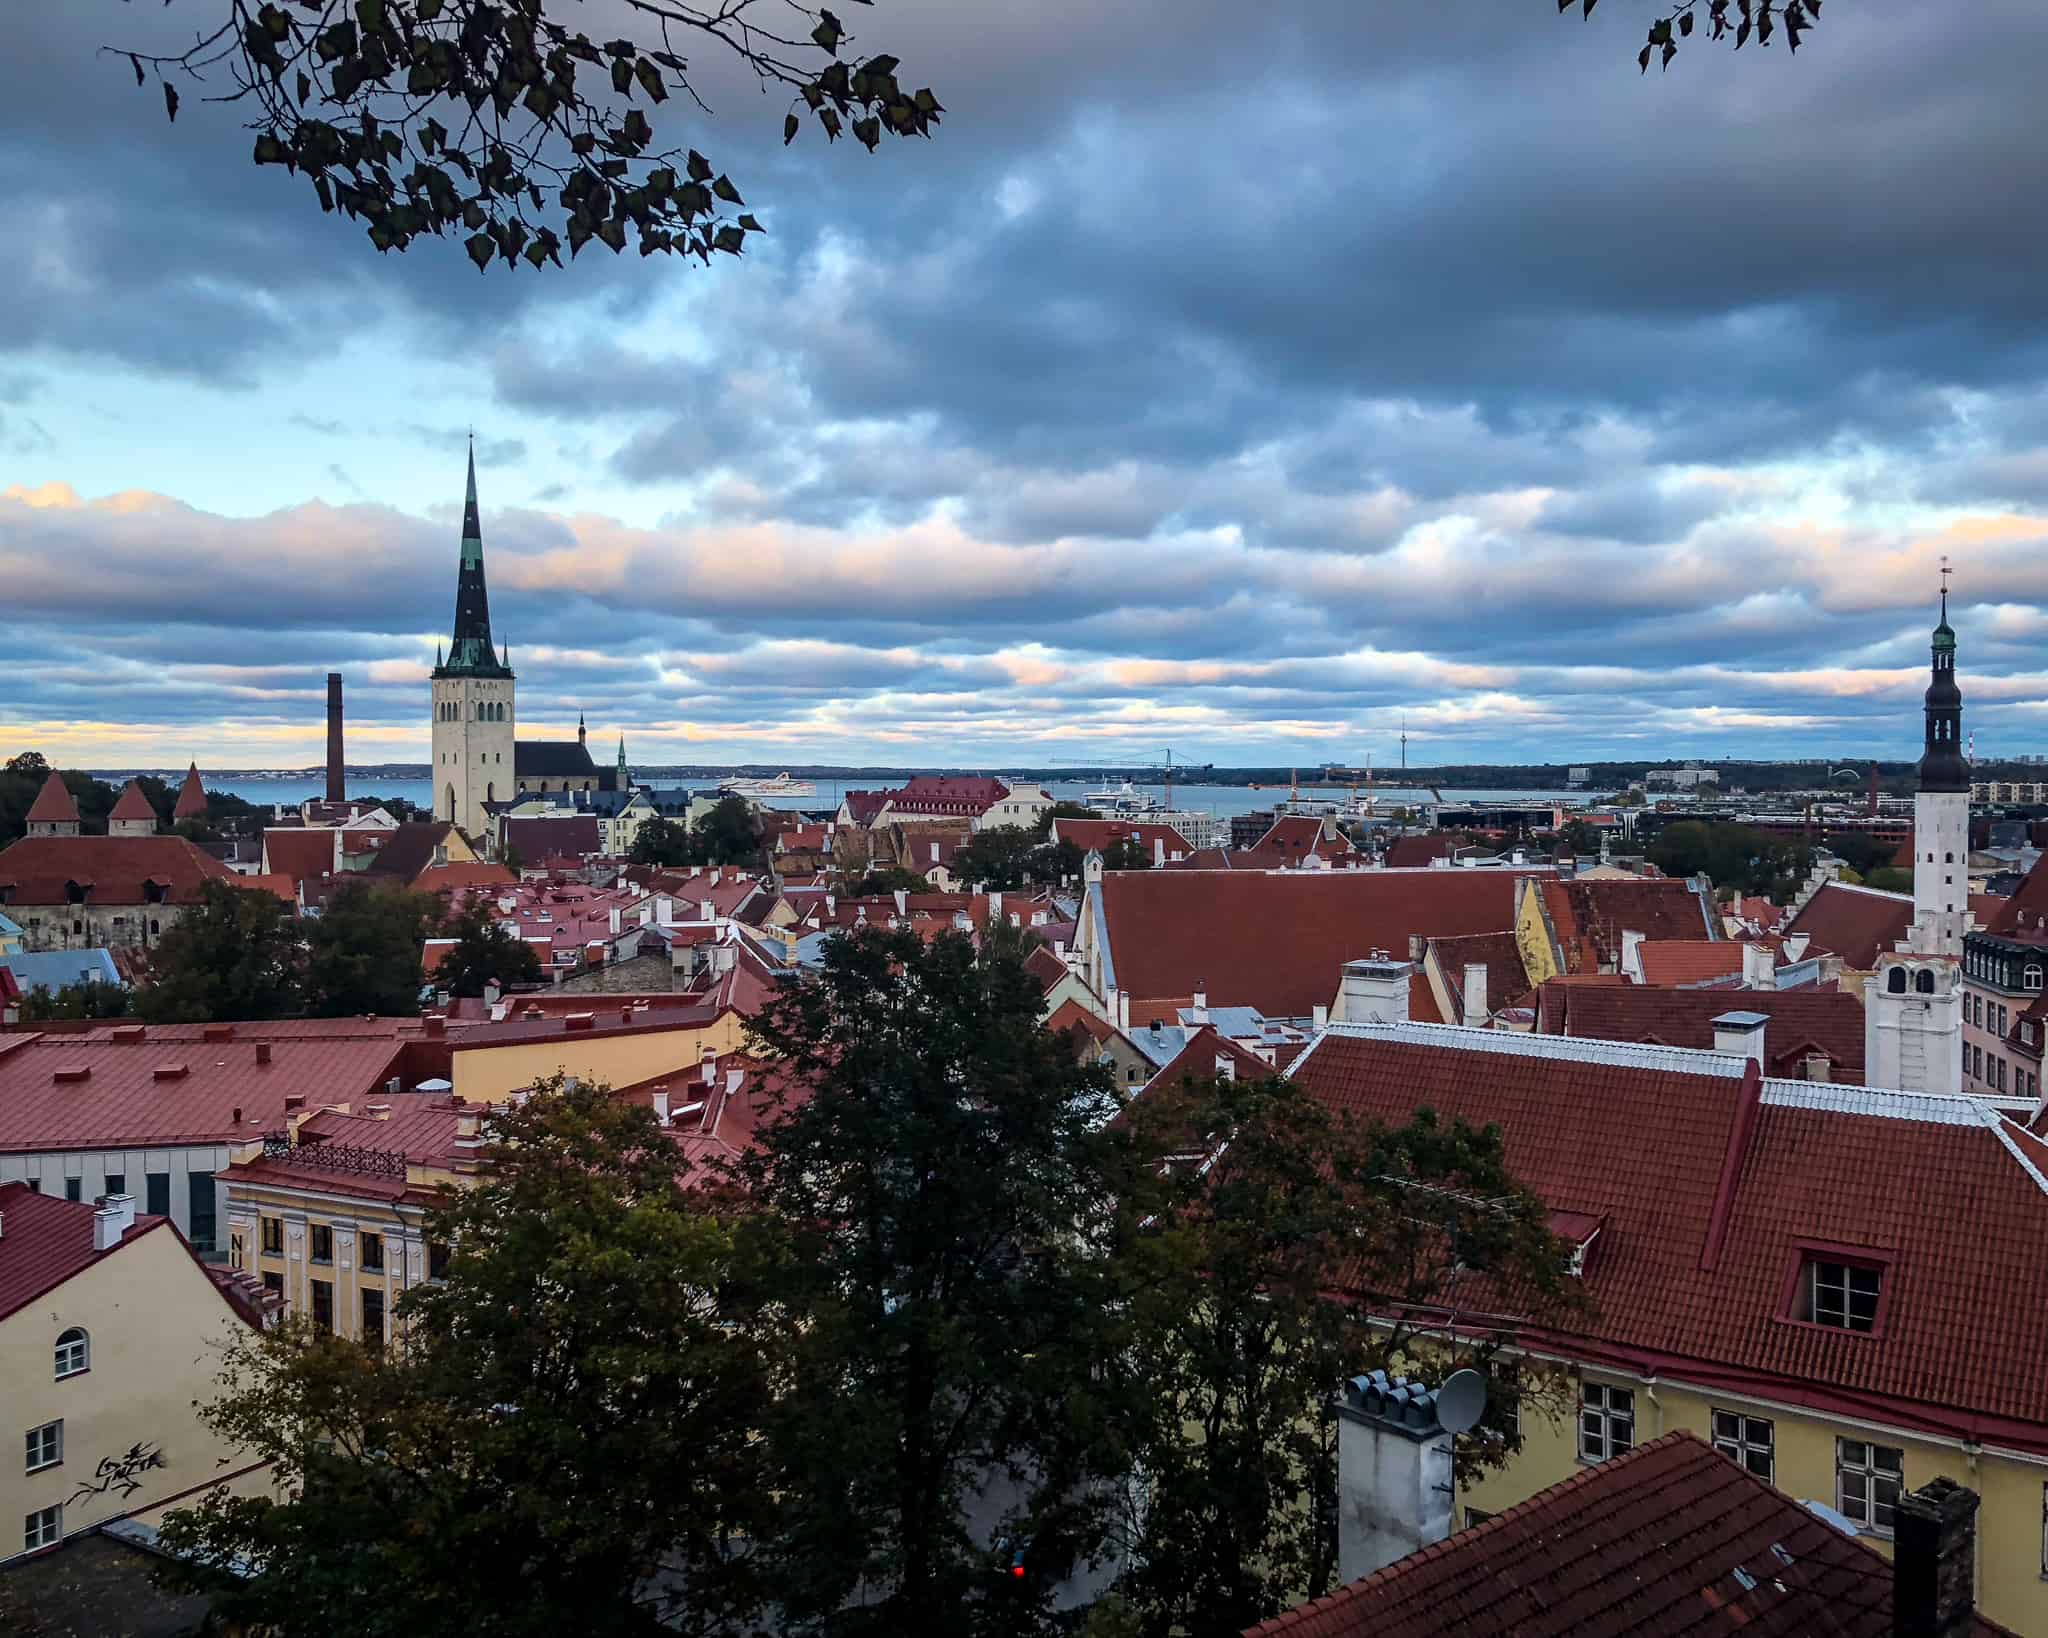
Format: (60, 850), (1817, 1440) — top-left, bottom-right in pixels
(53, 1328), (89, 1379)
(104, 1172), (125, 1198)
(25, 1420), (62, 1474)
(360, 1232), (384, 1272)
(310, 1224), (334, 1264)
(428, 1242), (451, 1282)
(1916, 968), (1936, 995)
(1802, 1259), (1882, 1332)
(310, 1279), (334, 1333)
(63, 1178), (81, 1202)
(261, 1216), (283, 1256)
(189, 1173), (216, 1254)
(2029, 968), (2045, 993)
(145, 1172), (171, 1218)
(1837, 1439), (1903, 1536)
(1579, 1383), (1634, 1463)
(1711, 1410), (1774, 1481)
(262, 1271), (283, 1297)
(1464, 1508), (1495, 1528)
(23, 1505), (61, 1553)
(362, 1287), (385, 1348)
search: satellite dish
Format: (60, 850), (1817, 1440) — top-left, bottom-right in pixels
(1435, 1368), (1487, 1437)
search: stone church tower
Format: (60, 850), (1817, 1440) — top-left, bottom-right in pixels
(1867, 582), (1968, 1095)
(430, 442), (515, 840)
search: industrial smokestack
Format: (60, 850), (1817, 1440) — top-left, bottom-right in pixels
(326, 672), (345, 802)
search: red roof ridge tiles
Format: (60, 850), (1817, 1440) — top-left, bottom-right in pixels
(1241, 1429), (2014, 1637)
(24, 772), (80, 825)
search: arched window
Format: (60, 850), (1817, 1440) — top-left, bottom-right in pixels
(486, 782), (495, 804)
(445, 783), (456, 820)
(1945, 852), (1954, 864)
(54, 1327), (89, 1378)
(1887, 967), (1907, 994)
(1914, 969), (1935, 995)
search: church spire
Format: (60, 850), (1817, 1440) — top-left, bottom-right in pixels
(1918, 560), (1966, 794)
(435, 437), (512, 679)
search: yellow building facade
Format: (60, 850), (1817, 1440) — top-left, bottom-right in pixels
(2, 1187), (265, 1562)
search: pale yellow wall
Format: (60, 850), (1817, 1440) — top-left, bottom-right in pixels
(1, 1226), (257, 1559)
(227, 1175), (447, 1346)
(1457, 1367), (2048, 1637)
(450, 1012), (749, 1102)
(1514, 879), (1562, 987)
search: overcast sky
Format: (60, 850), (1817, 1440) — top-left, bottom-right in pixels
(6, 2), (2048, 771)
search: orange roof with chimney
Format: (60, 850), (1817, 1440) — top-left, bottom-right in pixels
(107, 780), (157, 825)
(173, 762), (209, 820)
(24, 772), (80, 826)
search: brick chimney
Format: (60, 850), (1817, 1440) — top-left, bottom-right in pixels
(1893, 1477), (1978, 1638)
(326, 672), (345, 803)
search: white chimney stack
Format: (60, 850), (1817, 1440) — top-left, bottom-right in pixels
(1333, 1371), (1457, 1584)
(1461, 963), (1488, 1028)
(609, 906), (623, 936)
(1620, 929), (1646, 982)
(1189, 989), (1210, 1026)
(1712, 1010), (1768, 1070)
(1311, 1002), (1329, 1032)
(1335, 955), (1412, 1025)
(700, 899), (715, 923)
(653, 1090), (670, 1127)
(1742, 941), (1775, 990)
(93, 1204), (125, 1252)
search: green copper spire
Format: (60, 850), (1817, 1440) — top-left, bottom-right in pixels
(617, 735), (628, 777)
(434, 437), (512, 679)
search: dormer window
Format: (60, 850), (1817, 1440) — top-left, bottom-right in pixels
(1794, 1257), (1882, 1332)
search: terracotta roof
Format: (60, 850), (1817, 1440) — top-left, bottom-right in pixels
(502, 815), (602, 861)
(1785, 881), (1912, 970)
(1025, 943), (1072, 994)
(1635, 940), (1746, 987)
(1408, 972), (1443, 1025)
(1430, 930), (1531, 1018)
(1045, 997), (1119, 1047)
(1534, 980), (1867, 1083)
(1096, 869), (1539, 1020)
(262, 827), (338, 887)
(237, 872), (298, 904)
(1241, 814), (1358, 864)
(1984, 851), (2048, 937)
(840, 790), (891, 825)
(1052, 817), (1195, 859)
(1288, 1025), (2048, 1451)
(107, 781), (157, 824)
(0, 1181), (177, 1322)
(1142, 1022), (1279, 1094)
(0, 834), (237, 906)
(1550, 878), (1714, 971)
(363, 821), (472, 885)
(1383, 834), (1460, 869)
(173, 762), (208, 821)
(24, 772), (80, 826)
(413, 861), (516, 894)
(1243, 1430), (2012, 1638)
(0, 1028), (412, 1153)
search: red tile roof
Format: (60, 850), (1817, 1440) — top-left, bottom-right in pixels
(1051, 818), (1194, 859)
(0, 834), (236, 906)
(173, 762), (208, 821)
(1288, 1026), (2048, 1452)
(840, 790), (891, 825)
(107, 781), (157, 824)
(502, 815), (602, 861)
(0, 1181), (171, 1322)
(1243, 1430), (2011, 1638)
(1785, 881), (1912, 970)
(1097, 869), (1539, 1020)
(1045, 997), (1120, 1048)
(261, 827), (338, 888)
(1984, 851), (2048, 938)
(1240, 815), (1358, 868)
(1407, 972), (1443, 1025)
(1549, 878), (1714, 971)
(1025, 943), (1072, 994)
(1534, 980), (1867, 1083)
(1430, 931), (1531, 1018)
(0, 1028), (412, 1153)
(1383, 834), (1460, 869)
(1143, 1023), (1280, 1093)
(24, 773), (80, 826)
(1635, 940), (1746, 987)
(414, 862), (517, 894)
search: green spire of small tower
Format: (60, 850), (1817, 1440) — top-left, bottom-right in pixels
(434, 437), (512, 680)
(617, 735), (628, 782)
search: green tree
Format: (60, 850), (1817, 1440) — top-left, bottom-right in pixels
(432, 897), (544, 998)
(125, 1), (944, 273)
(737, 926), (1133, 1634)
(847, 866), (929, 896)
(303, 881), (440, 1016)
(18, 980), (134, 1022)
(1865, 866), (1915, 894)
(4, 750), (48, 777)
(1113, 1078), (1582, 1638)
(157, 1078), (776, 1638)
(135, 881), (306, 1023)
(693, 796), (762, 867)
(1825, 831), (1896, 878)
(1647, 820), (1813, 903)
(630, 814), (695, 868)
(1099, 836), (1152, 872)
(949, 823), (1041, 890)
(1556, 817), (1600, 855)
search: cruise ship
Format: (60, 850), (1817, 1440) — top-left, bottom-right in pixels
(718, 772), (818, 798)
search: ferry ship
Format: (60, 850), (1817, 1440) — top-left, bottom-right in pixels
(718, 772), (818, 798)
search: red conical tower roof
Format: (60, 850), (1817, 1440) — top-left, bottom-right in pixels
(25, 771), (80, 825)
(173, 762), (208, 821)
(109, 780), (157, 823)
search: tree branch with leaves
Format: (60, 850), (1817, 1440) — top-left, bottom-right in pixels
(1560, 0), (1825, 73)
(113, 0), (943, 270)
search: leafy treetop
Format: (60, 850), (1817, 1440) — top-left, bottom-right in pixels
(1562, 0), (1825, 74)
(121, 0), (943, 272)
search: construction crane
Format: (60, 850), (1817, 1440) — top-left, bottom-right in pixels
(1052, 747), (1192, 807)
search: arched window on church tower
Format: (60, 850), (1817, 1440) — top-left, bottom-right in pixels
(1887, 967), (1907, 994)
(1914, 969), (1935, 994)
